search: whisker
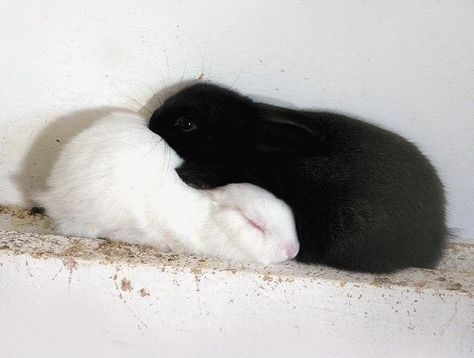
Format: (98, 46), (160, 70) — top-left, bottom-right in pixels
(161, 144), (172, 191)
(143, 84), (162, 107)
(230, 64), (246, 89)
(125, 95), (153, 114)
(139, 135), (163, 162)
(155, 62), (168, 88)
(199, 45), (206, 79)
(153, 93), (164, 106)
(152, 78), (172, 104)
(181, 59), (188, 82)
(153, 138), (172, 193)
(72, 128), (152, 146)
(164, 49), (171, 81)
(206, 40), (213, 78)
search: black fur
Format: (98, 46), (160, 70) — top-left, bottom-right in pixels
(149, 82), (447, 273)
(29, 206), (45, 215)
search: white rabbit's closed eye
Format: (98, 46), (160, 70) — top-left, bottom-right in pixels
(36, 112), (299, 264)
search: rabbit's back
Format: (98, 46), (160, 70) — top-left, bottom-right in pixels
(37, 114), (184, 245)
(270, 110), (447, 272)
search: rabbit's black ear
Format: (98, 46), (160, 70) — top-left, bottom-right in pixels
(253, 114), (324, 154)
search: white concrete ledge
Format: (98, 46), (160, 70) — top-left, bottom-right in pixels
(0, 206), (473, 357)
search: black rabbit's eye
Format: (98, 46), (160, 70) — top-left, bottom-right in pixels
(175, 117), (197, 132)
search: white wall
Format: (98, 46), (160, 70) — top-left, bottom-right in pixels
(0, 0), (473, 239)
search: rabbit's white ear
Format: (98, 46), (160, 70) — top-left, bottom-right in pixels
(254, 112), (324, 154)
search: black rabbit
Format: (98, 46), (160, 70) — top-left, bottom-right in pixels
(148, 82), (447, 273)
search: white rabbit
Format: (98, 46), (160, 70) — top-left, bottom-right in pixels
(35, 112), (299, 264)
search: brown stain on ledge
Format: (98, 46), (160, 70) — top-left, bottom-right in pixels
(138, 288), (150, 297)
(121, 278), (133, 292)
(262, 273), (273, 282)
(62, 256), (78, 271)
(190, 266), (203, 291)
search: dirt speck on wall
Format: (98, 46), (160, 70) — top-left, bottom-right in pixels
(138, 288), (150, 297)
(121, 278), (133, 292)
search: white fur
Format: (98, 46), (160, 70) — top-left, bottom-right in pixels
(36, 112), (299, 264)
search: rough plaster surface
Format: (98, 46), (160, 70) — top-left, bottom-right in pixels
(0, 206), (473, 357)
(1, 231), (473, 357)
(0, 1), (473, 239)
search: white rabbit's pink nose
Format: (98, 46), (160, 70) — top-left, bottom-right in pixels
(285, 242), (300, 259)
